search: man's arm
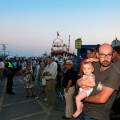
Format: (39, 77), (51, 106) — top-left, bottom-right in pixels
(43, 71), (52, 76)
(4, 67), (11, 73)
(85, 58), (99, 62)
(84, 86), (114, 104)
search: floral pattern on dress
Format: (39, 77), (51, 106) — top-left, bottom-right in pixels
(24, 68), (33, 88)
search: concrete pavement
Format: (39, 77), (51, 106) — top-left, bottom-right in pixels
(0, 75), (75, 120)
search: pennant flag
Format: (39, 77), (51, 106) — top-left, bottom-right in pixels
(57, 31), (60, 36)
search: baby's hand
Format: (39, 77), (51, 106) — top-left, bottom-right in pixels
(83, 86), (90, 90)
(83, 77), (89, 82)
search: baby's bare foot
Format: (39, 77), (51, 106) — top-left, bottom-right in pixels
(73, 110), (82, 118)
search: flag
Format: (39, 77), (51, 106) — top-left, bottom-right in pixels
(57, 31), (60, 36)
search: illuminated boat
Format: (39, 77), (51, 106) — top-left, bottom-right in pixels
(51, 32), (70, 60)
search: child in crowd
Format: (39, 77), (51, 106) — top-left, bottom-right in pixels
(35, 62), (47, 101)
(73, 61), (95, 118)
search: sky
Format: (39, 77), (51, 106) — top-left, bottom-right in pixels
(0, 0), (120, 57)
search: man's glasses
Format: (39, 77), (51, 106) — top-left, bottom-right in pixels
(99, 53), (113, 58)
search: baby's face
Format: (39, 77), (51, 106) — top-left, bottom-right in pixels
(82, 64), (94, 76)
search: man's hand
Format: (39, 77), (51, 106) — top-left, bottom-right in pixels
(43, 71), (51, 76)
(81, 77), (89, 84)
(85, 58), (99, 62)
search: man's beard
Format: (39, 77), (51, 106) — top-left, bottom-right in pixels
(100, 60), (111, 67)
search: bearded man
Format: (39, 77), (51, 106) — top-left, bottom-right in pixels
(76, 43), (120, 120)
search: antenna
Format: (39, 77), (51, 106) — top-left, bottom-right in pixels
(0, 44), (8, 50)
(68, 35), (70, 53)
(0, 44), (10, 59)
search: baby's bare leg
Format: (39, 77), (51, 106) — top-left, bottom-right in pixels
(73, 91), (87, 118)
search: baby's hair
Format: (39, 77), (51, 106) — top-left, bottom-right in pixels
(83, 60), (94, 67)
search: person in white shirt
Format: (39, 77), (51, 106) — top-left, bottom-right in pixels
(43, 57), (57, 109)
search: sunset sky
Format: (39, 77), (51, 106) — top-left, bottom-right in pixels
(0, 0), (120, 57)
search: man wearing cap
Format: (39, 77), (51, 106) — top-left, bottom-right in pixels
(4, 58), (15, 95)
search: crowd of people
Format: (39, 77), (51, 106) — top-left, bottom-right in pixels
(0, 43), (120, 120)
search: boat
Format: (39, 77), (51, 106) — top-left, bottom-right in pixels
(51, 32), (75, 61)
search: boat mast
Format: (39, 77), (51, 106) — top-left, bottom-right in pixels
(68, 35), (70, 53)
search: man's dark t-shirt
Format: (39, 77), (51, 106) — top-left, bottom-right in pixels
(63, 68), (77, 88)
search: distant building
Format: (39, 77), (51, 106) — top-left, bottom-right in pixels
(111, 37), (120, 47)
